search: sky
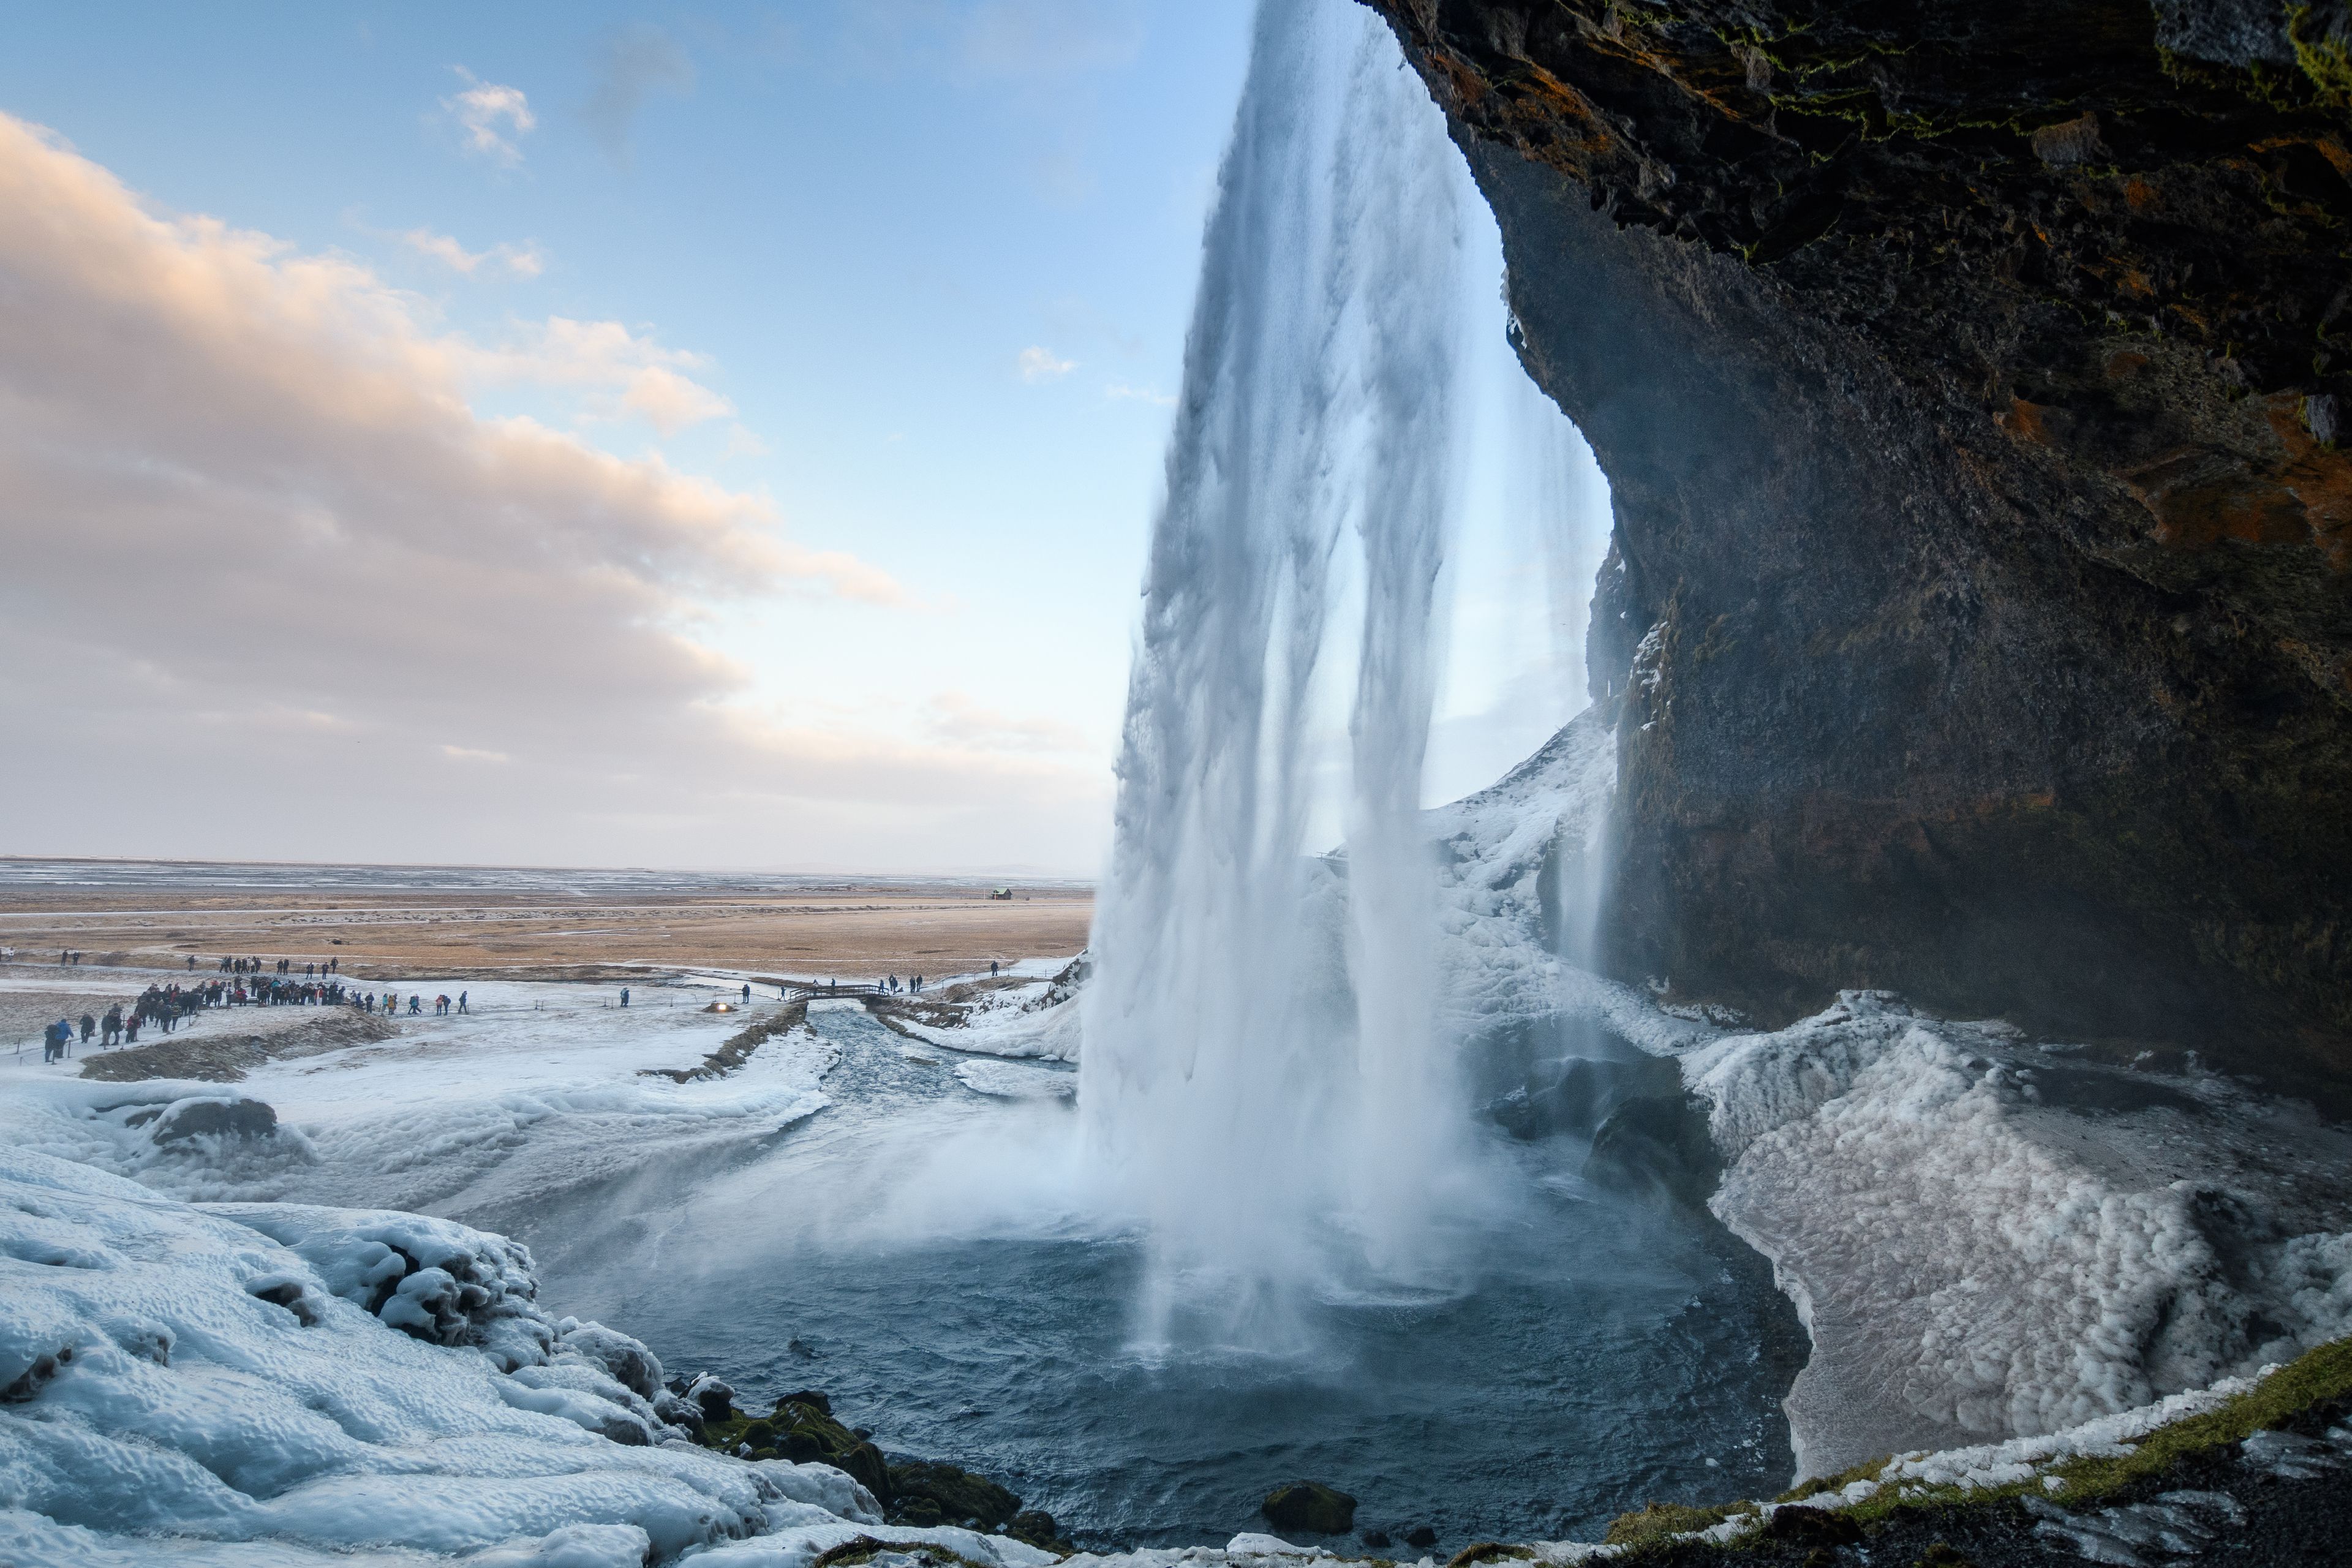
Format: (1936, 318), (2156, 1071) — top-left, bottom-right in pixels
(0, 0), (1608, 877)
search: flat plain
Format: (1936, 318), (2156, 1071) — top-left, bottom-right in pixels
(0, 865), (1093, 986)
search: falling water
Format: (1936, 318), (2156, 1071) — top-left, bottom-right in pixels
(1079, 0), (1478, 1349)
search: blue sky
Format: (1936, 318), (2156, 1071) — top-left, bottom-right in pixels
(0, 1), (1606, 874)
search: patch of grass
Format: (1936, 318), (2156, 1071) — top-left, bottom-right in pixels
(1602, 1501), (1746, 1547)
(2042, 1335), (2352, 1503)
(1832, 1335), (2352, 1526)
(810, 1537), (998, 1568)
(1444, 1544), (1534, 1568)
(1600, 1336), (2352, 1553)
(1775, 1455), (1891, 1504)
(642, 1000), (808, 1082)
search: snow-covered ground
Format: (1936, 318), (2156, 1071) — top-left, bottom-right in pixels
(0, 1144), (1057, 1568)
(887, 979), (1083, 1064)
(0, 979), (834, 1219)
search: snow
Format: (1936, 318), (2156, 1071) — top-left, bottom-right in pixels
(952, 1058), (1076, 1101)
(1414, 706), (2352, 1482)
(0, 1143), (1065, 1568)
(0, 981), (835, 1219)
(1676, 991), (2352, 1475)
(889, 982), (1084, 1064)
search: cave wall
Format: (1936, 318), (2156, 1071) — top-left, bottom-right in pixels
(1363, 0), (2352, 1095)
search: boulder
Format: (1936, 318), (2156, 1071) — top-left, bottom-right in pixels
(687, 1373), (734, 1423)
(1262, 1482), (1357, 1535)
(151, 1097), (277, 1143)
(1580, 1093), (1719, 1205)
(886, 1458), (1020, 1531)
(769, 1395), (892, 1504)
(555, 1321), (665, 1400)
(1009, 1510), (1070, 1553)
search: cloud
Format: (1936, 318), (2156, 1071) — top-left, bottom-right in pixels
(444, 69), (535, 165)
(1104, 382), (1175, 407)
(723, 424), (771, 458)
(458, 315), (738, 435)
(585, 26), (695, 166)
(0, 111), (1114, 876)
(401, 226), (544, 279)
(925, 693), (1095, 755)
(1017, 345), (1076, 382)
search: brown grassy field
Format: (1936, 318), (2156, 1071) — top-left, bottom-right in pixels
(0, 880), (1093, 984)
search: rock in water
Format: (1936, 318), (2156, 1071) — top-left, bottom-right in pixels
(886, 1458), (1020, 1531)
(771, 1395), (892, 1504)
(1580, 1093), (1720, 1205)
(1263, 1482), (1358, 1534)
(1009, 1510), (1071, 1553)
(151, 1096), (277, 1142)
(686, 1373), (734, 1423)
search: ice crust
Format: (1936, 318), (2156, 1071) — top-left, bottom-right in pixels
(1684, 992), (2352, 1474)
(890, 979), (1083, 1063)
(1422, 709), (2352, 1479)
(0, 1144), (1065, 1567)
(0, 984), (835, 1218)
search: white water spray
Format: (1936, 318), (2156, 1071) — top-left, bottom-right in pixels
(1079, 0), (1478, 1349)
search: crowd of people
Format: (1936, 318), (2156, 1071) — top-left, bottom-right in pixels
(25, 954), (482, 1063)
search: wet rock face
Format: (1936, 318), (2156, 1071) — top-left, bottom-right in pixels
(1366, 0), (2352, 1093)
(1262, 1481), (1359, 1535)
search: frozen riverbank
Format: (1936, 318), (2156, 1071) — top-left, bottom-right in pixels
(0, 1143), (1050, 1568)
(0, 978), (834, 1219)
(1409, 706), (2352, 1482)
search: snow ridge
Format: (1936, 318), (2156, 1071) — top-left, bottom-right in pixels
(0, 1145), (1049, 1568)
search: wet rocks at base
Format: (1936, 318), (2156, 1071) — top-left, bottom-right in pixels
(674, 1378), (1075, 1555)
(1259, 1481), (1357, 1536)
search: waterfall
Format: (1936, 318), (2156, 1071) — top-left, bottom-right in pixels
(1077, 0), (1476, 1351)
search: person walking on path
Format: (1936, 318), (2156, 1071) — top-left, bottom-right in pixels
(741, 983), (750, 1005)
(620, 987), (630, 1008)
(102, 1006), (121, 1047)
(78, 1014), (94, 1047)
(457, 992), (467, 1014)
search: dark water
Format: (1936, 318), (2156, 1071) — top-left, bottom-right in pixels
(520, 1008), (1802, 1552)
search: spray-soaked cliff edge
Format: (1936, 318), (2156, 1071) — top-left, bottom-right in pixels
(1362, 0), (2352, 1100)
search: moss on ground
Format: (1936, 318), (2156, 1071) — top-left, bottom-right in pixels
(1599, 1335), (2352, 1552)
(810, 1537), (996, 1568)
(642, 1001), (809, 1083)
(1442, 1544), (1535, 1568)
(1603, 1501), (1752, 1548)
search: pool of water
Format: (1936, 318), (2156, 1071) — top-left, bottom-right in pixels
(516, 1006), (1803, 1552)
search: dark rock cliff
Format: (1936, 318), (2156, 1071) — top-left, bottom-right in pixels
(1364, 0), (2352, 1097)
